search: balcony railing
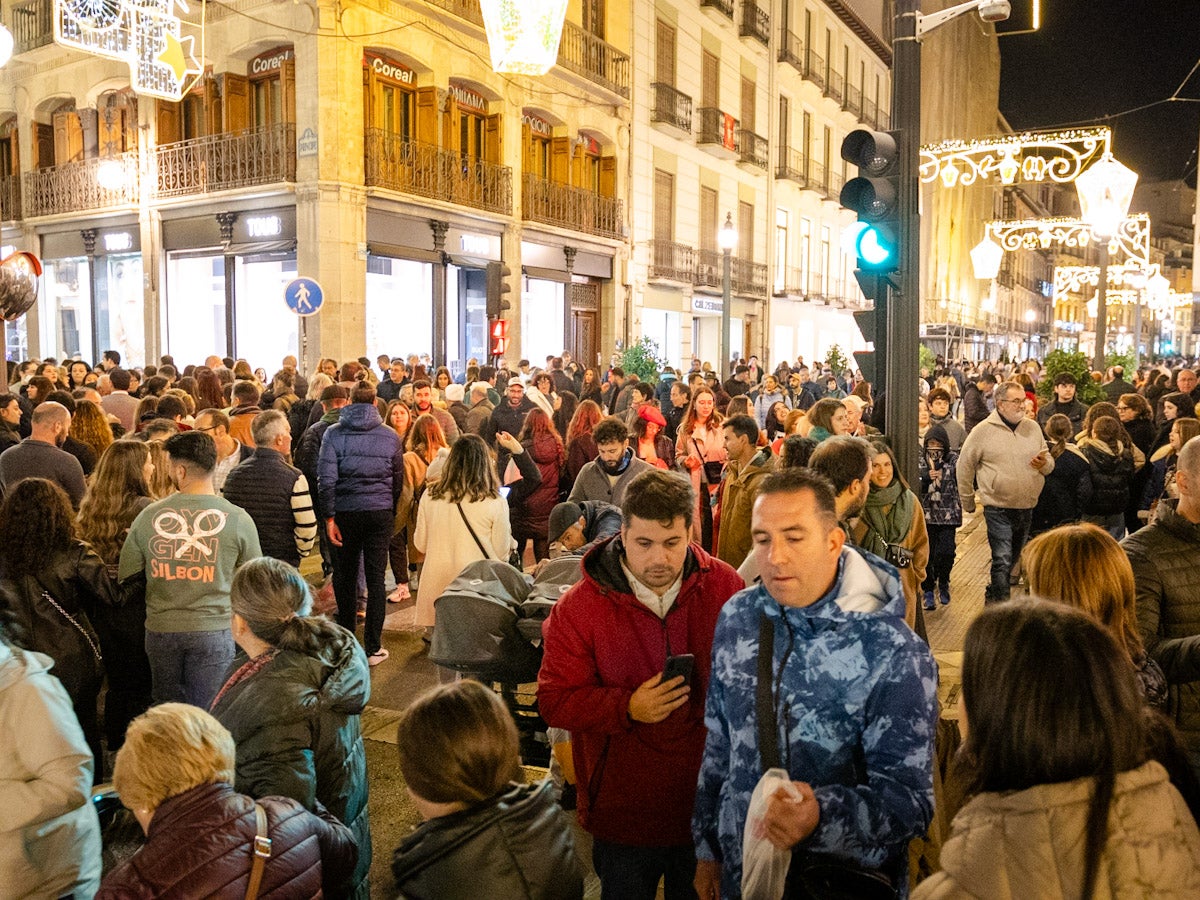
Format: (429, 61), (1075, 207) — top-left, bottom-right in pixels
(695, 249), (723, 288)
(844, 84), (862, 115)
(862, 97), (878, 129)
(775, 146), (807, 184)
(651, 83), (693, 134)
(700, 0), (733, 18)
(808, 160), (830, 197)
(11, 0), (52, 54)
(697, 107), (738, 156)
(739, 1), (769, 44)
(522, 173), (623, 240)
(774, 266), (806, 296)
(649, 239), (695, 283)
(736, 129), (768, 170)
(825, 70), (844, 103)
(558, 20), (630, 98)
(732, 257), (768, 295)
(23, 152), (139, 217)
(0, 175), (20, 221)
(805, 50), (825, 88)
(153, 124), (295, 198)
(365, 130), (512, 216)
(778, 29), (804, 71)
(422, 0), (484, 27)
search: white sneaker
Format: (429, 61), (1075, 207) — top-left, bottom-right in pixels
(368, 648), (390, 667)
(388, 584), (411, 603)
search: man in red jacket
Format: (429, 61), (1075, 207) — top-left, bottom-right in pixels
(539, 468), (744, 899)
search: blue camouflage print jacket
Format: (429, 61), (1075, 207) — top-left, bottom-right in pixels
(693, 547), (938, 899)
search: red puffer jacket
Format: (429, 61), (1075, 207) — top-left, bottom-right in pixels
(97, 782), (357, 899)
(538, 537), (744, 846)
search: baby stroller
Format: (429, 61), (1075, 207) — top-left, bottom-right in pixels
(430, 557), (583, 766)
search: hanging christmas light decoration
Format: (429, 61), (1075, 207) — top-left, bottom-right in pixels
(479, 0), (569, 75)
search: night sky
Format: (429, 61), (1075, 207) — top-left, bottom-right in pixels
(998, 0), (1200, 186)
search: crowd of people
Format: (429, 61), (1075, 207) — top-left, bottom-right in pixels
(4, 345), (1200, 898)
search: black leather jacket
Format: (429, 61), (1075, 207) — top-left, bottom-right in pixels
(392, 780), (583, 900)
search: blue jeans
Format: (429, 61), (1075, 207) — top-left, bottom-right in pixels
(982, 507), (1032, 602)
(145, 629), (235, 709)
(591, 839), (697, 900)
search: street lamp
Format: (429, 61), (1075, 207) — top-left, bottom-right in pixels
(717, 212), (738, 378)
(971, 237), (1003, 362)
(1075, 152), (1138, 373)
(1024, 308), (1036, 359)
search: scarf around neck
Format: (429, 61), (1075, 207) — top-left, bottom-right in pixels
(861, 479), (914, 554)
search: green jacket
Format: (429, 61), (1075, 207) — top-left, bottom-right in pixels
(715, 448), (773, 569)
(211, 623), (371, 898)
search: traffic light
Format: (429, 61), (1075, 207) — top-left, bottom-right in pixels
(486, 261), (512, 319)
(840, 129), (901, 273)
(489, 318), (510, 357)
(851, 270), (892, 403)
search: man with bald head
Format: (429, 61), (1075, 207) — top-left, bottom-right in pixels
(1124, 437), (1200, 777)
(0, 401), (86, 507)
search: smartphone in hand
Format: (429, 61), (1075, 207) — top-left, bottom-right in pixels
(663, 653), (695, 687)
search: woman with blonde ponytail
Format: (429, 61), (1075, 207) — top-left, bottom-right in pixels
(210, 557), (371, 898)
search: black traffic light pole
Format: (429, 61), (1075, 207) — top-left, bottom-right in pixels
(887, 0), (922, 488)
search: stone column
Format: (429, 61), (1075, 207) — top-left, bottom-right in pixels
(431, 219), (449, 366)
(563, 245), (577, 357)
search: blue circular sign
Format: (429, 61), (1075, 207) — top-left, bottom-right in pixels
(284, 277), (324, 316)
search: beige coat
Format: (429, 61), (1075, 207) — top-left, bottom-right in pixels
(915, 761), (1200, 900)
(852, 500), (929, 629)
(413, 494), (512, 628)
(677, 424), (727, 544)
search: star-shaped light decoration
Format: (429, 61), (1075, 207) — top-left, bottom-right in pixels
(156, 31), (199, 85)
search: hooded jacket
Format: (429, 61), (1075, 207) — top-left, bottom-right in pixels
(957, 409), (1054, 511)
(210, 624), (372, 897)
(538, 537), (744, 846)
(0, 643), (101, 900)
(1123, 499), (1200, 754)
(918, 424), (962, 527)
(1078, 436), (1135, 516)
(317, 402), (403, 518)
(391, 780), (584, 900)
(1032, 443), (1091, 533)
(913, 761), (1200, 900)
(694, 548), (938, 899)
(715, 447), (773, 569)
(97, 782), (358, 899)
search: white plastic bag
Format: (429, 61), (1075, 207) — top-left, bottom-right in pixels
(741, 767), (802, 900)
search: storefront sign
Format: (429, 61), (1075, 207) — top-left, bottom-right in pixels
(580, 134), (601, 156)
(449, 81), (488, 115)
(251, 47), (293, 76)
(366, 53), (415, 84)
(523, 113), (552, 137)
(693, 295), (723, 314)
(297, 128), (318, 157)
(246, 216), (283, 238)
(460, 234), (491, 256)
(104, 232), (133, 252)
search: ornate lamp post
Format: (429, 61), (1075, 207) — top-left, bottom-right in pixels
(1075, 153), (1138, 373)
(479, 0), (570, 75)
(717, 213), (738, 378)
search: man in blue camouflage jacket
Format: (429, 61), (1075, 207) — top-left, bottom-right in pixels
(693, 467), (938, 899)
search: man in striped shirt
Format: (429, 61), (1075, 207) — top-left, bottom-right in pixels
(222, 410), (318, 568)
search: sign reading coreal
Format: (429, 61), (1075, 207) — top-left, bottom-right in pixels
(54, 0), (200, 100)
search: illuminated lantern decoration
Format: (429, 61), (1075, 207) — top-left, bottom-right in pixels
(1075, 152), (1138, 239)
(479, 0), (569, 75)
(970, 237), (1003, 281)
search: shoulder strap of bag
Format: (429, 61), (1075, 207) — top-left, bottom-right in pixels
(692, 436), (707, 462)
(456, 502), (494, 562)
(756, 611), (781, 772)
(244, 803), (272, 900)
(39, 589), (102, 664)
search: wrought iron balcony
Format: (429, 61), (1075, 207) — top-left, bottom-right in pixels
(825, 70), (844, 103)
(739, 1), (768, 43)
(10, 0), (52, 54)
(774, 265), (807, 296)
(696, 108), (739, 159)
(0, 175), (20, 221)
(862, 97), (878, 129)
(649, 240), (695, 283)
(522, 173), (623, 240)
(421, 0), (484, 27)
(775, 146), (807, 185)
(23, 153), (139, 218)
(558, 20), (630, 99)
(700, 0), (733, 19)
(805, 50), (825, 89)
(736, 129), (768, 170)
(732, 257), (768, 295)
(153, 124), (295, 198)
(844, 84), (862, 115)
(365, 130), (512, 216)
(808, 160), (829, 197)
(695, 249), (723, 288)
(651, 83), (693, 135)
(778, 29), (804, 72)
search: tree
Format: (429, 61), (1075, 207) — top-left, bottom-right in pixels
(619, 338), (668, 383)
(824, 344), (850, 376)
(1036, 349), (1105, 405)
